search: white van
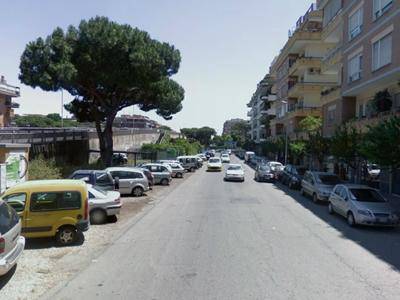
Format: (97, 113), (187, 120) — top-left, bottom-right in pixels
(177, 156), (198, 172)
(244, 151), (255, 163)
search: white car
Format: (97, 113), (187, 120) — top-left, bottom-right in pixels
(268, 161), (284, 172)
(207, 157), (222, 172)
(221, 154), (230, 163)
(88, 184), (122, 224)
(224, 164), (245, 182)
(0, 200), (25, 276)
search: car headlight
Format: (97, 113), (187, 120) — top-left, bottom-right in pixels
(357, 210), (373, 217)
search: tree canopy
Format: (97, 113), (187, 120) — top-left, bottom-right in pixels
(181, 127), (216, 146)
(19, 16), (184, 166)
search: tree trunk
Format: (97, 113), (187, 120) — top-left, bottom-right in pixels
(96, 113), (116, 167)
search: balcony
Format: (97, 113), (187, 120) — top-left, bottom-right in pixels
(321, 45), (342, 73)
(289, 57), (321, 76)
(286, 105), (322, 119)
(267, 94), (277, 102)
(321, 86), (341, 104)
(0, 82), (20, 97)
(354, 109), (400, 133)
(288, 81), (337, 98)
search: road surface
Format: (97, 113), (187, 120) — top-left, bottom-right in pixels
(50, 157), (400, 300)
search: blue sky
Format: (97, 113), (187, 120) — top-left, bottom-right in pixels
(0, 0), (312, 133)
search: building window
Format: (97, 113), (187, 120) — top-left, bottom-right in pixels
(372, 34), (392, 71)
(348, 54), (362, 83)
(373, 0), (393, 20)
(323, 0), (342, 26)
(327, 104), (336, 124)
(348, 6), (363, 40)
(358, 103), (366, 119)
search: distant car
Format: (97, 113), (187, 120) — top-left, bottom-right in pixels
(69, 170), (117, 191)
(207, 157), (222, 172)
(267, 161), (284, 178)
(177, 156), (198, 172)
(168, 163), (185, 178)
(280, 165), (307, 189)
(224, 164), (244, 182)
(106, 167), (150, 197)
(0, 200), (25, 276)
(254, 164), (275, 182)
(244, 151), (255, 163)
(227, 149), (232, 155)
(367, 164), (380, 180)
(141, 163), (172, 185)
(112, 153), (128, 165)
(221, 153), (230, 163)
(87, 185), (122, 224)
(196, 157), (204, 168)
(328, 184), (400, 227)
(301, 171), (341, 203)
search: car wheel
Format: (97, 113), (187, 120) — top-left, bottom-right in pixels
(190, 167), (196, 172)
(328, 203), (334, 215)
(161, 178), (169, 186)
(176, 172), (183, 178)
(90, 209), (107, 225)
(56, 226), (77, 246)
(132, 186), (144, 197)
(347, 212), (356, 227)
(312, 193), (318, 203)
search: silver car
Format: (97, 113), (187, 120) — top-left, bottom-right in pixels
(87, 184), (122, 224)
(141, 163), (172, 185)
(106, 167), (150, 197)
(328, 184), (400, 227)
(301, 171), (341, 203)
(0, 200), (25, 276)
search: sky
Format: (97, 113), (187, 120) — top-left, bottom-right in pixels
(0, 0), (312, 134)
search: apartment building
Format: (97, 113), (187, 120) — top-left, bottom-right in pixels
(247, 75), (275, 144)
(340, 0), (400, 132)
(269, 3), (336, 140)
(0, 75), (20, 127)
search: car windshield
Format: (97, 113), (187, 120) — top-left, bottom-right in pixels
(259, 165), (271, 172)
(228, 166), (242, 171)
(209, 159), (220, 163)
(369, 165), (379, 170)
(270, 163), (282, 168)
(318, 174), (341, 185)
(350, 188), (386, 203)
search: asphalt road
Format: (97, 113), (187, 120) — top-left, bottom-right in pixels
(50, 157), (400, 300)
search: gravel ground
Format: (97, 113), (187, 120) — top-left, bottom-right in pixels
(0, 171), (193, 300)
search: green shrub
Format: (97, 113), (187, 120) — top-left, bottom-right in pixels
(28, 155), (62, 180)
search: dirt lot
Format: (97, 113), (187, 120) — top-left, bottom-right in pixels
(0, 172), (192, 300)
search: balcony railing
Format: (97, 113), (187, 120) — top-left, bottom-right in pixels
(0, 82), (20, 97)
(288, 3), (318, 37)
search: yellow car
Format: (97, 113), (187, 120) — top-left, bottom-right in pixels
(207, 157), (223, 172)
(1, 180), (90, 246)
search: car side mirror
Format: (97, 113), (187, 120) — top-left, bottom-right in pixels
(81, 176), (90, 183)
(114, 177), (120, 190)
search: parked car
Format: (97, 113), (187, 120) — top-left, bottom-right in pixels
(254, 164), (275, 182)
(141, 163), (172, 185)
(280, 165), (307, 189)
(169, 163), (185, 178)
(0, 200), (25, 276)
(301, 171), (341, 203)
(106, 167), (150, 196)
(328, 184), (399, 227)
(2, 180), (90, 246)
(69, 170), (117, 191)
(221, 153), (231, 163)
(177, 156), (198, 172)
(244, 151), (255, 163)
(267, 161), (285, 178)
(87, 184), (122, 224)
(224, 164), (244, 182)
(367, 164), (381, 180)
(112, 153), (128, 165)
(207, 157), (222, 172)
(196, 157), (204, 168)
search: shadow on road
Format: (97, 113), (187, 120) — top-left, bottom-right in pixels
(0, 265), (17, 290)
(271, 182), (400, 272)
